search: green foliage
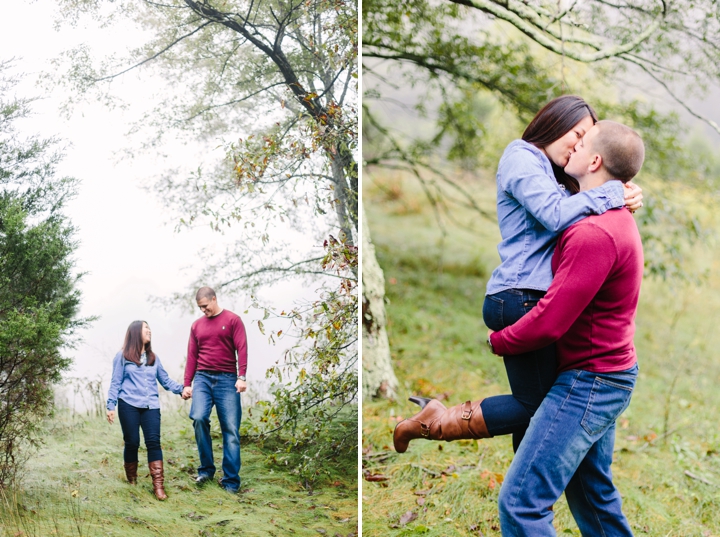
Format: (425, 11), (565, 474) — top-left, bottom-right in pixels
(363, 0), (564, 159)
(247, 237), (358, 489)
(0, 63), (87, 486)
(54, 0), (358, 238)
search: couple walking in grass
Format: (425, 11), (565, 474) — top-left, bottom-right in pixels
(106, 286), (248, 500)
(394, 95), (647, 536)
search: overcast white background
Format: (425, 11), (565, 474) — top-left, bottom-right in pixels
(1, 2), (308, 408)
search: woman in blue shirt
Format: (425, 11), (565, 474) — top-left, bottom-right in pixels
(106, 320), (183, 500)
(394, 95), (643, 453)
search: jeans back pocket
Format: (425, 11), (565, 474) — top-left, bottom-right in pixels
(580, 377), (634, 437)
(482, 294), (504, 332)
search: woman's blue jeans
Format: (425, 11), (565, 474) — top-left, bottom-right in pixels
(482, 289), (557, 451)
(117, 399), (162, 463)
(498, 365), (638, 537)
(189, 371), (242, 492)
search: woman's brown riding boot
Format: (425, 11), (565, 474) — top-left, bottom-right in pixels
(393, 396), (491, 453)
(148, 460), (167, 500)
(432, 399), (491, 441)
(124, 461), (138, 484)
(393, 397), (447, 453)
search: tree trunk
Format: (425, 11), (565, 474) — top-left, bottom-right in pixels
(362, 208), (398, 399)
(330, 151), (357, 249)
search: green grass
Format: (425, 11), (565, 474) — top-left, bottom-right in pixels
(1, 406), (358, 537)
(362, 174), (720, 536)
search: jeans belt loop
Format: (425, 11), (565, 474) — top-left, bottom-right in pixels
(461, 401), (473, 420)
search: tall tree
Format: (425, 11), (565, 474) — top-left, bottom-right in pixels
(0, 62), (87, 486)
(362, 0), (720, 397)
(54, 0), (358, 486)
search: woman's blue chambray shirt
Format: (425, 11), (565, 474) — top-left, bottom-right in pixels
(486, 140), (625, 296)
(106, 351), (183, 411)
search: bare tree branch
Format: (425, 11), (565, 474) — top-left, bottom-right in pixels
(448, 0), (666, 62)
(94, 20), (213, 82)
(362, 47), (538, 114)
(624, 56), (720, 135)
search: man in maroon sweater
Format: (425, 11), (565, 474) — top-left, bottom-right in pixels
(183, 287), (248, 493)
(488, 121), (645, 536)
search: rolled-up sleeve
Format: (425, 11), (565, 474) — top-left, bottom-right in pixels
(502, 149), (624, 233)
(106, 352), (124, 411)
(155, 356), (183, 395)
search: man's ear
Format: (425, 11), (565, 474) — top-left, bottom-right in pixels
(588, 154), (603, 173)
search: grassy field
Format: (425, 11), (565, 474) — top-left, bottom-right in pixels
(0, 403), (358, 537)
(362, 173), (720, 536)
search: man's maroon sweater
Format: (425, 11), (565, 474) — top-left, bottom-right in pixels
(490, 208), (643, 373)
(185, 309), (248, 386)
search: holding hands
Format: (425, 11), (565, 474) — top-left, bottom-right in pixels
(182, 386), (193, 400)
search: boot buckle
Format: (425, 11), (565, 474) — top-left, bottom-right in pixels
(420, 423), (430, 437)
(461, 401), (473, 420)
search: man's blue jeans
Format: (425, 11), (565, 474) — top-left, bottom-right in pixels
(189, 371), (242, 492)
(498, 365), (638, 537)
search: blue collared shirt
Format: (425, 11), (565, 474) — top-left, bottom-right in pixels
(486, 140), (625, 295)
(106, 351), (183, 411)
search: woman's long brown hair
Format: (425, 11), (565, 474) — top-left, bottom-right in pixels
(122, 320), (156, 366)
(522, 95), (598, 194)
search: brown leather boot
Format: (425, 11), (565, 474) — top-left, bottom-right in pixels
(393, 397), (491, 453)
(430, 399), (490, 441)
(124, 462), (138, 485)
(148, 460), (167, 500)
(393, 397), (447, 453)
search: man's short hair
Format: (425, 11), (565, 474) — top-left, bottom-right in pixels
(592, 120), (645, 183)
(196, 286), (216, 301)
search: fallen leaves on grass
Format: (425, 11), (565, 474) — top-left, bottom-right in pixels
(479, 469), (504, 490)
(390, 510), (418, 528)
(184, 512), (206, 520)
(363, 472), (390, 482)
(468, 523), (486, 535)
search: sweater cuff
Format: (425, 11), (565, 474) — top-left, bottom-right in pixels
(489, 331), (507, 356)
